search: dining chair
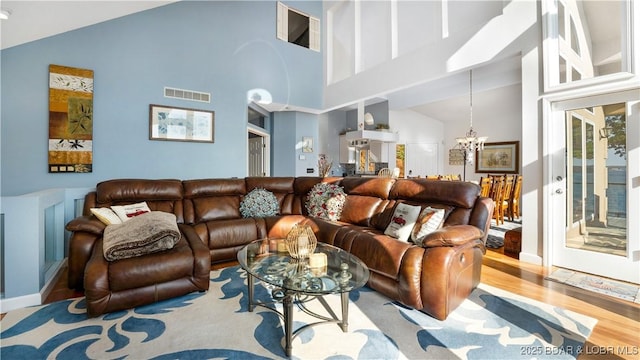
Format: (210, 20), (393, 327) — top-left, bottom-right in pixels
(489, 175), (504, 225)
(500, 175), (515, 224)
(479, 176), (492, 198)
(377, 168), (392, 178)
(508, 175), (522, 221)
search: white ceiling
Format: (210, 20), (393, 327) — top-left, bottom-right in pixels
(0, 0), (620, 122)
(0, 1), (178, 50)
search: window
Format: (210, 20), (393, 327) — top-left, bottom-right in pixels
(544, 0), (630, 88)
(248, 106), (266, 129)
(277, 2), (320, 52)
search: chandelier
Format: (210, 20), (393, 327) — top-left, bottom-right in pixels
(455, 69), (487, 180)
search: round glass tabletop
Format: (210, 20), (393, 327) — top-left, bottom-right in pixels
(237, 239), (370, 295)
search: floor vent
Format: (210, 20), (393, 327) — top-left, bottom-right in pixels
(164, 87), (211, 103)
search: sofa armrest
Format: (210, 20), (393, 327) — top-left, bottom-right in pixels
(418, 225), (484, 248)
(178, 224), (212, 286)
(67, 230), (102, 290)
(66, 216), (106, 290)
(66, 215), (106, 235)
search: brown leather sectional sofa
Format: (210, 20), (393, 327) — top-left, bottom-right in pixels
(66, 176), (493, 319)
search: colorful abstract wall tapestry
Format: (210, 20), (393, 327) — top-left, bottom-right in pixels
(48, 64), (94, 173)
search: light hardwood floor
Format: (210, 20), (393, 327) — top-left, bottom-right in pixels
(482, 250), (639, 360)
(2, 251), (639, 359)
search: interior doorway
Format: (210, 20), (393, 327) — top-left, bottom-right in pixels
(248, 132), (266, 177)
(247, 105), (270, 177)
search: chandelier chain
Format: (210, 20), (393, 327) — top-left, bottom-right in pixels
(469, 69), (473, 129)
(453, 68), (487, 181)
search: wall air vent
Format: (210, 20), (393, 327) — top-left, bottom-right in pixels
(164, 87), (211, 103)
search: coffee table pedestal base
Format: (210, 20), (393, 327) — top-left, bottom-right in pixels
(247, 273), (351, 357)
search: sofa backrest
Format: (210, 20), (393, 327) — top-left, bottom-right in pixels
(292, 177), (336, 216)
(90, 179), (185, 223)
(387, 179), (481, 227)
(338, 177), (395, 228)
(182, 178), (246, 224)
(82, 177), (484, 231)
(245, 177), (296, 214)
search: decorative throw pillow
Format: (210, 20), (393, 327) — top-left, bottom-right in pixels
(240, 188), (279, 218)
(111, 202), (151, 223)
(306, 182), (347, 221)
(383, 203), (421, 241)
(411, 207), (446, 245)
(90, 207), (122, 225)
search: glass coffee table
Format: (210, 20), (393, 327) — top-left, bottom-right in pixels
(237, 238), (370, 356)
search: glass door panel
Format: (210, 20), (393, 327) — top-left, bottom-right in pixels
(565, 104), (627, 257)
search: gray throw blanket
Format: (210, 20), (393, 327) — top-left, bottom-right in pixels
(103, 211), (180, 261)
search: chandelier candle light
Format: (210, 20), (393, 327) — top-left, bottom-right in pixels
(455, 69), (488, 181)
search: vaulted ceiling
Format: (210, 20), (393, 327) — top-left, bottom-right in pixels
(0, 1), (623, 123)
(0, 1), (178, 50)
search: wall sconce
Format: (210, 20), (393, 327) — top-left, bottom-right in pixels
(599, 126), (613, 139)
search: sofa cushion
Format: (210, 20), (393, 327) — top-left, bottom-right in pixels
(339, 177), (395, 199)
(240, 188), (279, 218)
(182, 178), (246, 224)
(111, 202), (151, 222)
(306, 182), (347, 221)
(96, 179), (184, 204)
(383, 203), (421, 241)
(339, 195), (386, 227)
(389, 179), (479, 209)
(411, 206), (445, 243)
(105, 235), (195, 292)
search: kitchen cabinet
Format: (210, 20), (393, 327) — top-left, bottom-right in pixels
(339, 135), (356, 163)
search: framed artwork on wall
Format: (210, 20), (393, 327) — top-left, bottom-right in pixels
(475, 141), (520, 174)
(48, 64), (94, 173)
(302, 136), (313, 153)
(149, 104), (214, 143)
(448, 148), (465, 165)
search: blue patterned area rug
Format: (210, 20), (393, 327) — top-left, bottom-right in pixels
(2, 266), (596, 359)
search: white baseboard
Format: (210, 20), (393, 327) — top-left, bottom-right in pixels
(1, 258), (67, 314)
(0, 293), (41, 313)
(40, 259), (67, 303)
(519, 252), (543, 265)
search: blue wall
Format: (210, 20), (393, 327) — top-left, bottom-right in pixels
(271, 111), (320, 177)
(0, 1), (322, 195)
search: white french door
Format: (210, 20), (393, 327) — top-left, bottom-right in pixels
(405, 143), (438, 178)
(548, 92), (640, 284)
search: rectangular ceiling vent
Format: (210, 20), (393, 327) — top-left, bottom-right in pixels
(164, 87), (211, 103)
